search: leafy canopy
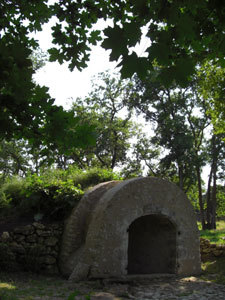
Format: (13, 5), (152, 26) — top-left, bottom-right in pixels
(1, 0), (224, 141)
(197, 62), (225, 137)
(0, 0), (95, 146)
(49, 0), (225, 86)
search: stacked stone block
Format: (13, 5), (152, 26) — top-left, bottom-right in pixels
(200, 237), (225, 261)
(0, 222), (63, 274)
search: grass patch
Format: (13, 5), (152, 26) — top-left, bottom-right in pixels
(199, 220), (225, 245)
(198, 220), (225, 284)
(0, 282), (18, 300)
(0, 272), (74, 299)
(0, 272), (98, 299)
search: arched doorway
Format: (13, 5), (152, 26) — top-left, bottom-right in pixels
(127, 214), (177, 274)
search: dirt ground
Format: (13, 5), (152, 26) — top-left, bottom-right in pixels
(1, 271), (225, 300)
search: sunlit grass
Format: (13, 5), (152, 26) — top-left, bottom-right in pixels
(0, 282), (16, 290)
(0, 281), (18, 300)
(216, 220), (225, 230)
(198, 220), (225, 245)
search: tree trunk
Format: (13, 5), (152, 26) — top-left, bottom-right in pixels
(211, 162), (217, 229)
(206, 168), (213, 229)
(206, 134), (218, 229)
(196, 165), (206, 229)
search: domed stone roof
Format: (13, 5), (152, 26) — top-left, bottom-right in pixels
(59, 177), (201, 281)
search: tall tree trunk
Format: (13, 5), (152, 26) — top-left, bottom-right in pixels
(206, 168), (213, 229)
(206, 134), (218, 229)
(211, 162), (217, 229)
(196, 165), (206, 229)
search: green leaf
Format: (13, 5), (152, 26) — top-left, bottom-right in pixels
(48, 47), (60, 62)
(102, 25), (127, 61)
(174, 57), (195, 86)
(124, 21), (142, 47)
(176, 13), (196, 41)
(148, 43), (170, 65)
(119, 53), (148, 79)
(89, 30), (102, 45)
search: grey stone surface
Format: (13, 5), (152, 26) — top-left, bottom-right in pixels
(45, 237), (58, 246)
(59, 180), (120, 276)
(1, 231), (10, 241)
(60, 177), (201, 281)
(0, 222), (63, 274)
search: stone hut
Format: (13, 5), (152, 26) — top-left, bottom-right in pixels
(59, 177), (201, 281)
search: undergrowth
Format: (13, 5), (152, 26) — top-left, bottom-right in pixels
(201, 257), (225, 284)
(0, 167), (121, 221)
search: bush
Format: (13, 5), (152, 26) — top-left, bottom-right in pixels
(0, 177), (25, 218)
(19, 173), (84, 220)
(67, 166), (121, 189)
(0, 167), (121, 221)
(0, 190), (10, 209)
(0, 177), (24, 206)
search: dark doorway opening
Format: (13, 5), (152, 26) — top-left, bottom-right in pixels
(127, 214), (176, 274)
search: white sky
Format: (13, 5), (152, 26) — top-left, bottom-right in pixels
(34, 46), (117, 108)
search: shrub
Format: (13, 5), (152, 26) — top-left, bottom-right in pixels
(19, 174), (84, 220)
(0, 190), (10, 209)
(0, 167), (121, 221)
(0, 177), (24, 206)
(67, 166), (121, 189)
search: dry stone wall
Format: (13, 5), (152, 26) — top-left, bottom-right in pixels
(0, 222), (63, 274)
(0, 218), (224, 277)
(200, 237), (225, 261)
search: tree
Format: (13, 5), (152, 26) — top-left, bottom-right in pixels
(1, 0), (224, 141)
(49, 1), (224, 85)
(0, 138), (57, 179)
(216, 185), (225, 218)
(0, 139), (29, 179)
(126, 71), (206, 190)
(0, 0), (94, 148)
(64, 71), (139, 170)
(120, 131), (161, 179)
(198, 62), (225, 137)
(125, 68), (225, 228)
(0, 0), (52, 139)
(30, 47), (48, 72)
(196, 62), (225, 227)
(205, 133), (225, 228)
